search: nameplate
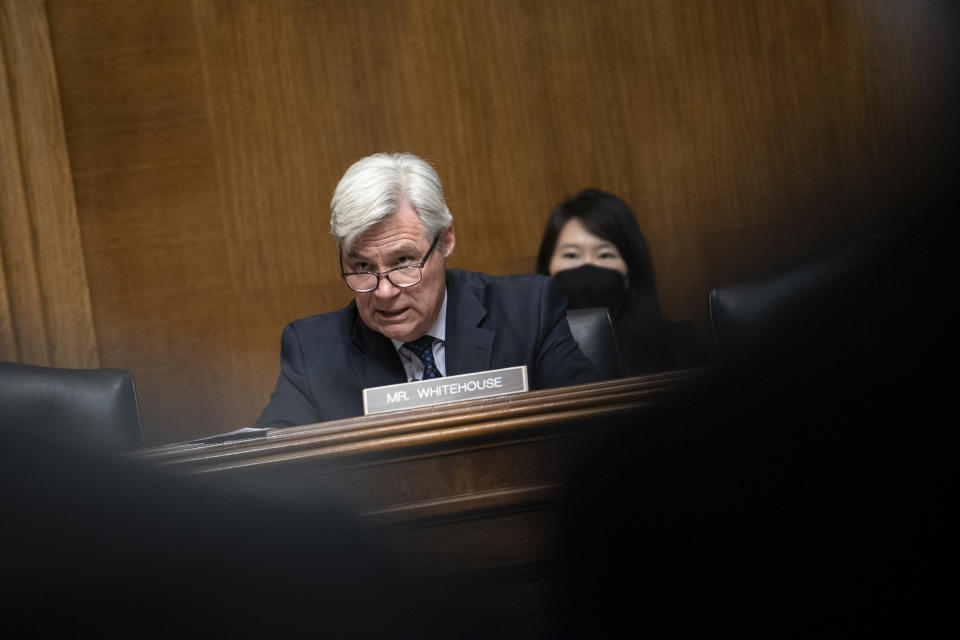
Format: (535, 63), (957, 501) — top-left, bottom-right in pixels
(362, 366), (528, 415)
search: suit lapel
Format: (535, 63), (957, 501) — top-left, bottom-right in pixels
(346, 272), (494, 385)
(349, 313), (407, 389)
(445, 272), (494, 375)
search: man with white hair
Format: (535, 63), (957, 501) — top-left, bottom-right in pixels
(257, 152), (598, 427)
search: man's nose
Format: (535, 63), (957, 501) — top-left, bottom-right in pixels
(372, 275), (400, 297)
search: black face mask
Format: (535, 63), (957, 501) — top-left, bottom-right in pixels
(553, 264), (627, 310)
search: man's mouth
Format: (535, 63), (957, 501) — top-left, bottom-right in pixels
(377, 308), (409, 320)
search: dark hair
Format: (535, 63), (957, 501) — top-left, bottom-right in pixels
(536, 189), (664, 364)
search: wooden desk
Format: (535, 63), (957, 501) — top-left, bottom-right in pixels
(137, 369), (707, 626)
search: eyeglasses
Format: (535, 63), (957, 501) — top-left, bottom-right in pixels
(340, 233), (441, 293)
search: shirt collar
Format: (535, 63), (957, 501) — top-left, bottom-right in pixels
(391, 290), (447, 349)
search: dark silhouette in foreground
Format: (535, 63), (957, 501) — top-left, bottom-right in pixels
(0, 428), (466, 638)
(553, 216), (955, 636)
(3, 212), (953, 637)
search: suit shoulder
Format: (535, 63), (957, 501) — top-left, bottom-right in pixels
(447, 268), (554, 294)
(286, 301), (357, 334)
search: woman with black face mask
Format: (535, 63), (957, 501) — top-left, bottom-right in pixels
(536, 189), (709, 375)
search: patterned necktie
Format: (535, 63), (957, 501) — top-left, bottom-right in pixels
(403, 335), (441, 379)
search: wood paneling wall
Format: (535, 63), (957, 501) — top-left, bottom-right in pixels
(0, 0), (98, 368)
(1, 0), (952, 444)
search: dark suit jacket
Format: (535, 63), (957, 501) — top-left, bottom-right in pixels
(256, 269), (599, 427)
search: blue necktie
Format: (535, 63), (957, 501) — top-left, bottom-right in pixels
(404, 335), (441, 379)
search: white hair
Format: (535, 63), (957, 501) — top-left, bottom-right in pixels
(330, 152), (453, 251)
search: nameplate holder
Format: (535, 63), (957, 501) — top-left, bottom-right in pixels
(363, 365), (528, 416)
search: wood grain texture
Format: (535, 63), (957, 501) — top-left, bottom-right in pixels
(37, 0), (956, 443)
(0, 35), (26, 361)
(0, 0), (99, 368)
(0, 0), (98, 367)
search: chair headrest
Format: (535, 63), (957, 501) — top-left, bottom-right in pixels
(0, 361), (144, 452)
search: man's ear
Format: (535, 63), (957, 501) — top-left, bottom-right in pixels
(442, 224), (455, 258)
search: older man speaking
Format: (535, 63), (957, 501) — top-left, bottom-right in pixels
(257, 152), (597, 427)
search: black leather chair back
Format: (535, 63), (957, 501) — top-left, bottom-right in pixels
(566, 307), (625, 380)
(0, 361), (144, 452)
(708, 234), (898, 362)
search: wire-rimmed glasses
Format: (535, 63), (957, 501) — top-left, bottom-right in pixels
(340, 233), (441, 293)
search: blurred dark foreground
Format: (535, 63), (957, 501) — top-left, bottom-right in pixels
(552, 210), (956, 637)
(2, 212), (954, 638)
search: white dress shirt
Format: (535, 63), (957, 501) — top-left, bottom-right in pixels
(391, 292), (448, 381)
